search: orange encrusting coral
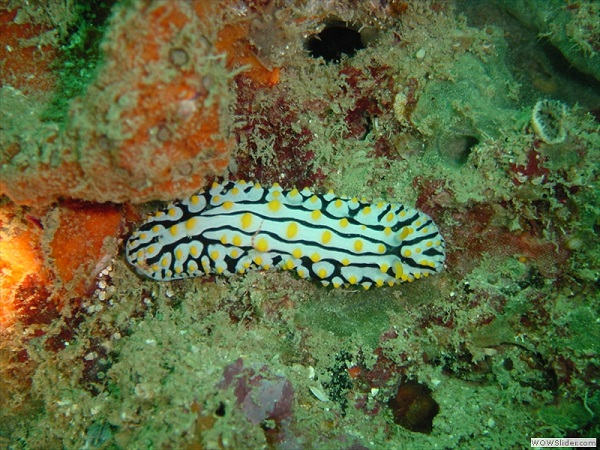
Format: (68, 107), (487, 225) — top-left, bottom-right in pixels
(65, 0), (235, 204)
(0, 8), (57, 97)
(0, 0), (282, 207)
(0, 0), (284, 328)
(0, 204), (52, 328)
(0, 200), (126, 327)
(0, 2), (225, 205)
(48, 202), (124, 297)
(0, 156), (85, 207)
(216, 22), (281, 87)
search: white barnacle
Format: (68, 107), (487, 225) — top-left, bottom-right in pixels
(531, 99), (567, 144)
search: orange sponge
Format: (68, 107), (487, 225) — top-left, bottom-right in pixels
(47, 202), (124, 297)
(0, 1), (282, 206)
(66, 1), (235, 203)
(0, 8), (57, 97)
(0, 204), (51, 328)
(0, 200), (126, 327)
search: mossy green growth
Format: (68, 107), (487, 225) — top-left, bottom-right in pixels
(411, 48), (524, 168)
(537, 397), (596, 434)
(491, 0), (600, 82)
(295, 292), (396, 348)
(554, 304), (600, 354)
(41, 0), (118, 123)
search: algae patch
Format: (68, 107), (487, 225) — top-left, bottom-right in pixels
(41, 0), (117, 123)
(295, 291), (395, 348)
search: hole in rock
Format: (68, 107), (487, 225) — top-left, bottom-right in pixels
(388, 381), (440, 434)
(306, 23), (365, 63)
(442, 134), (479, 167)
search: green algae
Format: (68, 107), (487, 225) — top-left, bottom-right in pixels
(295, 290), (395, 348)
(411, 50), (523, 148)
(40, 0), (117, 123)
(555, 303), (600, 354)
(490, 0), (600, 82)
(537, 397), (597, 436)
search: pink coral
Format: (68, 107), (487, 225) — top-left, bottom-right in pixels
(218, 358), (294, 426)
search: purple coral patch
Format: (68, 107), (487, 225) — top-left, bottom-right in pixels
(218, 358), (294, 425)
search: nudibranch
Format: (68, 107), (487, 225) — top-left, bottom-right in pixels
(126, 181), (446, 289)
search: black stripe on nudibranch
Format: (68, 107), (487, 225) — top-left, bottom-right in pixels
(126, 181), (446, 289)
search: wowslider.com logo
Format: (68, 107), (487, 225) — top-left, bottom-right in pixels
(531, 438), (596, 448)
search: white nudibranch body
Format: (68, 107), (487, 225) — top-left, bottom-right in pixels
(126, 181), (446, 289)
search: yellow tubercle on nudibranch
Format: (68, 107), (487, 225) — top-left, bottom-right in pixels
(125, 181), (446, 287)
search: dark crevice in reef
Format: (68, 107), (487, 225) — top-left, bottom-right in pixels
(306, 22), (366, 63)
(440, 134), (479, 168)
(388, 380), (440, 434)
(539, 37), (600, 92)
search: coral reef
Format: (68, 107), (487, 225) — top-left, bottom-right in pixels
(46, 201), (124, 296)
(0, 201), (51, 327)
(1, 0), (599, 449)
(0, 199), (125, 327)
